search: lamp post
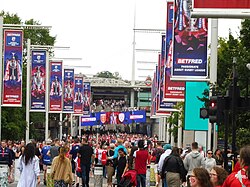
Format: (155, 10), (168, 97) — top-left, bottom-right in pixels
(209, 19), (218, 152)
(27, 45), (70, 142)
(0, 18), (52, 142)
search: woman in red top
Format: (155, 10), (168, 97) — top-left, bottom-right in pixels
(222, 145), (250, 187)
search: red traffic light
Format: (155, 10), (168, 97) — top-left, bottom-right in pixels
(210, 102), (216, 108)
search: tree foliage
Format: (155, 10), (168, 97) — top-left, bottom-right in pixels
(216, 19), (250, 149)
(167, 102), (184, 143)
(94, 71), (121, 79)
(0, 11), (56, 140)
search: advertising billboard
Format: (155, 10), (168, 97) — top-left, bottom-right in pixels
(192, 0), (250, 18)
(172, 0), (208, 81)
(184, 82), (209, 130)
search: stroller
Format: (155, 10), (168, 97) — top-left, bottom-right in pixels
(118, 169), (137, 187)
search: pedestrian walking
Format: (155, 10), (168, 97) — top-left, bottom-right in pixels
(205, 150), (216, 172)
(41, 140), (52, 185)
(214, 149), (224, 167)
(106, 143), (115, 187)
(51, 145), (73, 187)
(189, 168), (213, 187)
(78, 137), (94, 187)
(17, 143), (40, 187)
(0, 139), (13, 186)
(210, 166), (228, 187)
(183, 142), (205, 187)
(116, 148), (128, 185)
(161, 147), (187, 187)
(133, 139), (149, 187)
(222, 145), (250, 187)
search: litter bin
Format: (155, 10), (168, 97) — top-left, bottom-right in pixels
(94, 164), (103, 187)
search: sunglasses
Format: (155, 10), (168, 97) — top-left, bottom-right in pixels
(207, 152), (213, 154)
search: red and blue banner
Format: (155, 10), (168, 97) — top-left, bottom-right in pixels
(172, 0), (208, 80)
(83, 82), (91, 115)
(164, 1), (185, 101)
(81, 110), (146, 126)
(30, 50), (46, 111)
(158, 34), (178, 111)
(2, 30), (23, 106)
(74, 77), (83, 114)
(193, 0), (250, 9)
(63, 69), (74, 113)
(49, 61), (63, 112)
(150, 72), (156, 117)
(130, 110), (146, 123)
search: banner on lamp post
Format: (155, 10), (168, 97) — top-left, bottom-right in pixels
(83, 82), (91, 115)
(2, 30), (23, 107)
(74, 77), (84, 114)
(63, 69), (74, 113)
(171, 0), (208, 81)
(49, 61), (63, 112)
(30, 50), (46, 111)
(164, 1), (185, 102)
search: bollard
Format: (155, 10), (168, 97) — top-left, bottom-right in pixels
(146, 165), (150, 187)
(94, 164), (103, 187)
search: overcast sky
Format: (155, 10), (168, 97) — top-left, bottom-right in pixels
(2, 0), (242, 80)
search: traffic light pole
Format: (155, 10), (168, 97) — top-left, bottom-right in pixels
(223, 110), (229, 172)
(209, 19), (218, 151)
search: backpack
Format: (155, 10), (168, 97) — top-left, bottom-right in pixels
(161, 155), (172, 179)
(101, 150), (107, 166)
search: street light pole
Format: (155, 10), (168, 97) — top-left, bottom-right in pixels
(0, 17), (3, 141)
(209, 19), (218, 151)
(131, 0), (136, 108)
(26, 39), (31, 143)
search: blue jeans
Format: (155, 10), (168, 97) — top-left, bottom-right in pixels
(136, 174), (146, 187)
(162, 178), (167, 187)
(81, 164), (91, 187)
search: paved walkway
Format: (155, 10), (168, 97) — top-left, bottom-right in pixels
(10, 174), (109, 187)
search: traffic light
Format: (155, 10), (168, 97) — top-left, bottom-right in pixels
(209, 96), (217, 123)
(200, 108), (209, 119)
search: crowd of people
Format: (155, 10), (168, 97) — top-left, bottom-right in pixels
(0, 133), (250, 187)
(92, 99), (128, 112)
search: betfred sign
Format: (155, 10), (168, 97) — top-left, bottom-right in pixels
(192, 0), (250, 18)
(193, 0), (250, 9)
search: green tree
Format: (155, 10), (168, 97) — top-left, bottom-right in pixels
(215, 20), (250, 149)
(0, 11), (56, 140)
(167, 102), (184, 143)
(94, 71), (121, 79)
